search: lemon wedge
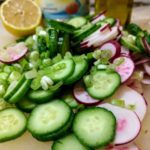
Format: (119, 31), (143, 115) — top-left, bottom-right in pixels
(0, 0), (42, 37)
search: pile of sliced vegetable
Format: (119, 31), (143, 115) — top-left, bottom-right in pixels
(0, 11), (150, 150)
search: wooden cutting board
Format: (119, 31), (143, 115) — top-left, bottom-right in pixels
(0, 6), (150, 150)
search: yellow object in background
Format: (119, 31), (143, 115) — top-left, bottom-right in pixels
(95, 0), (134, 25)
(0, 0), (42, 37)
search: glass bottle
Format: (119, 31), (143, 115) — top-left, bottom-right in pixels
(40, 0), (89, 20)
(95, 0), (134, 25)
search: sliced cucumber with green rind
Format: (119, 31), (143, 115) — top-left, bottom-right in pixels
(0, 108), (27, 142)
(7, 79), (31, 104)
(27, 100), (72, 136)
(48, 59), (75, 82)
(33, 112), (74, 141)
(64, 57), (88, 85)
(135, 36), (145, 52)
(28, 89), (59, 104)
(85, 70), (121, 100)
(4, 75), (25, 101)
(67, 17), (87, 28)
(120, 36), (141, 52)
(16, 98), (37, 113)
(73, 107), (116, 148)
(52, 134), (91, 150)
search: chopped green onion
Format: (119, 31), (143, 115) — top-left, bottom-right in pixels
(3, 66), (13, 74)
(8, 71), (22, 83)
(12, 63), (23, 73)
(97, 64), (108, 70)
(49, 81), (63, 91)
(64, 52), (72, 59)
(0, 98), (14, 110)
(30, 75), (42, 90)
(0, 72), (9, 81)
(29, 51), (40, 61)
(111, 99), (125, 108)
(25, 69), (38, 79)
(83, 75), (93, 88)
(126, 104), (136, 111)
(52, 54), (62, 64)
(40, 76), (54, 90)
(0, 85), (5, 96)
(42, 58), (52, 67)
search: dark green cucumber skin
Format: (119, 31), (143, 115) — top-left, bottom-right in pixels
(120, 37), (141, 52)
(4, 75), (25, 101)
(47, 28), (58, 58)
(0, 108), (27, 143)
(59, 33), (70, 57)
(27, 88), (60, 104)
(135, 36), (145, 52)
(16, 98), (37, 113)
(7, 79), (32, 104)
(86, 71), (121, 100)
(45, 20), (76, 33)
(73, 107), (116, 148)
(52, 134), (92, 150)
(64, 58), (88, 85)
(32, 112), (74, 141)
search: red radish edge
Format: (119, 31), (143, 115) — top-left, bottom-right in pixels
(114, 56), (135, 83)
(73, 82), (101, 106)
(142, 37), (150, 55)
(99, 40), (121, 60)
(0, 43), (28, 64)
(135, 58), (150, 66)
(143, 62), (150, 76)
(100, 24), (112, 32)
(92, 10), (107, 20)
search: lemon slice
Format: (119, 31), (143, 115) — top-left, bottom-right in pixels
(0, 0), (42, 37)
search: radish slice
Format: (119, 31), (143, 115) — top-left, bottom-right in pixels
(99, 40), (121, 59)
(92, 11), (106, 24)
(107, 143), (140, 150)
(142, 75), (150, 85)
(113, 56), (135, 83)
(0, 42), (28, 64)
(92, 26), (119, 48)
(98, 103), (141, 145)
(107, 85), (147, 121)
(121, 47), (130, 57)
(100, 24), (112, 33)
(143, 62), (150, 76)
(135, 58), (150, 66)
(73, 82), (101, 106)
(142, 38), (150, 55)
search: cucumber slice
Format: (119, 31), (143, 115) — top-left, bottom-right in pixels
(68, 17), (87, 28)
(27, 100), (72, 137)
(120, 36), (140, 52)
(33, 113), (74, 141)
(16, 98), (37, 113)
(52, 134), (91, 150)
(73, 107), (116, 148)
(84, 70), (121, 100)
(45, 20), (76, 33)
(48, 59), (75, 82)
(4, 75), (25, 101)
(0, 108), (27, 142)
(61, 90), (79, 108)
(7, 79), (31, 104)
(135, 36), (145, 52)
(64, 57), (88, 85)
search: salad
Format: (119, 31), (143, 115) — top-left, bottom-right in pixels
(0, 11), (149, 150)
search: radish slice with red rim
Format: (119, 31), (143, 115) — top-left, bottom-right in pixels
(100, 24), (112, 33)
(113, 56), (135, 83)
(121, 46), (130, 57)
(92, 10), (106, 24)
(143, 62), (150, 76)
(73, 82), (101, 106)
(142, 37), (150, 55)
(99, 40), (121, 59)
(98, 103), (141, 145)
(107, 85), (147, 121)
(107, 143), (140, 150)
(0, 42), (28, 64)
(142, 75), (150, 85)
(135, 58), (150, 66)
